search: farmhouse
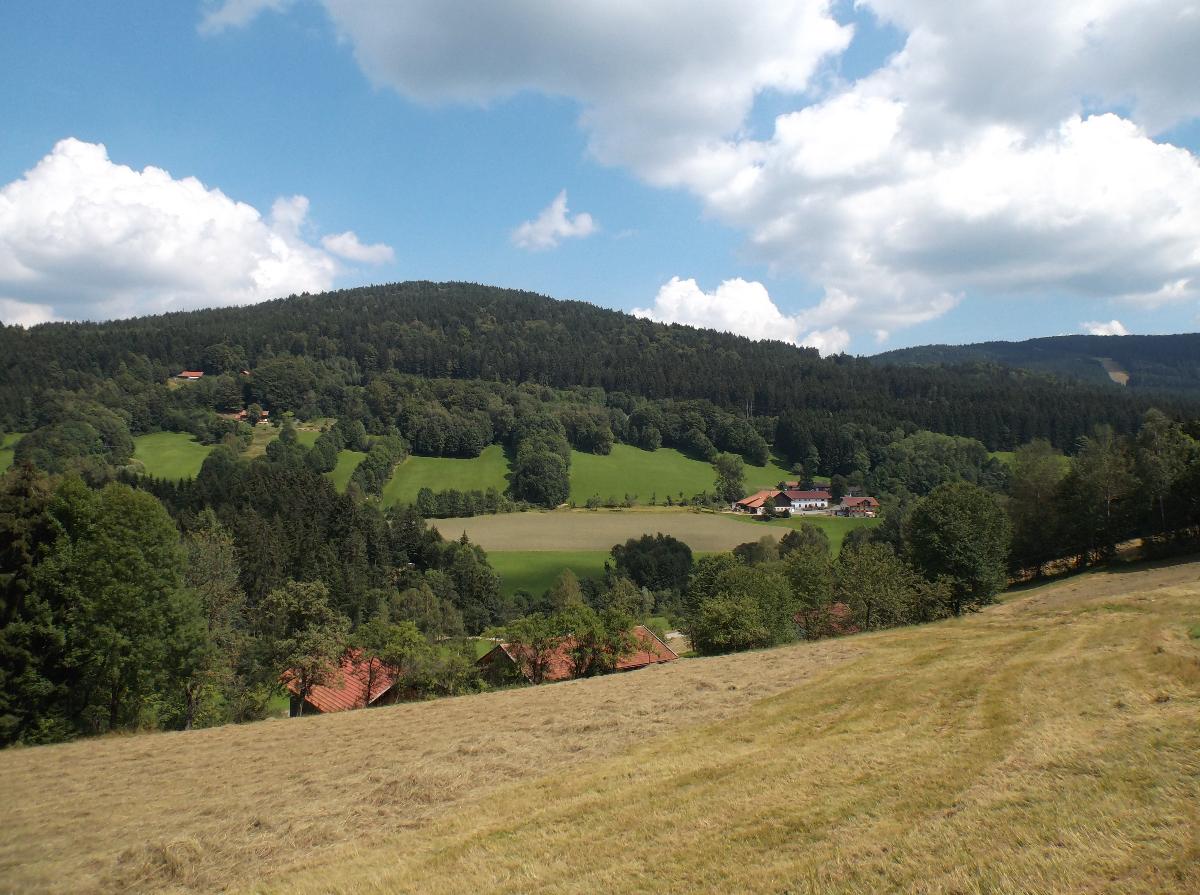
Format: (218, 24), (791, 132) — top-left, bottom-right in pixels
(733, 489), (779, 515)
(477, 624), (678, 685)
(283, 649), (400, 716)
(736, 487), (831, 516)
(783, 489), (830, 510)
(176, 370), (204, 380)
(839, 495), (880, 517)
(232, 408), (270, 423)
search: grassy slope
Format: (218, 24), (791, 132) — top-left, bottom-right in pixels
(436, 509), (877, 554)
(728, 513), (880, 553)
(568, 445), (792, 504)
(488, 550), (611, 597)
(0, 432), (22, 472)
(481, 516), (878, 596)
(2, 559), (1196, 894)
(327, 450), (367, 492)
(371, 444), (796, 508)
(131, 432), (216, 480)
(381, 444), (510, 506)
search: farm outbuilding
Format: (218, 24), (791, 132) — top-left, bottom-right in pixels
(283, 649), (401, 716)
(477, 624), (678, 686)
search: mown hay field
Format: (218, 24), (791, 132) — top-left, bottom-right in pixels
(131, 432), (215, 480)
(436, 508), (875, 553)
(2, 559), (1197, 894)
(380, 444), (511, 506)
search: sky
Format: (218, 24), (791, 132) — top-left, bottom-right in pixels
(1, 1), (1199, 355)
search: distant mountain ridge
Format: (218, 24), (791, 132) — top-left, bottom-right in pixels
(870, 333), (1200, 398)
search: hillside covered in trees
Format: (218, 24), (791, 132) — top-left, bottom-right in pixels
(871, 332), (1200, 398)
(2, 282), (1199, 749)
(2, 282), (1196, 453)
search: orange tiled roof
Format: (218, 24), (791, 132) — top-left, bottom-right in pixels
(841, 496), (880, 507)
(735, 489), (779, 508)
(483, 624), (678, 683)
(282, 649), (398, 714)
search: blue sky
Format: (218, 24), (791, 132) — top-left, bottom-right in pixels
(1, 1), (1198, 353)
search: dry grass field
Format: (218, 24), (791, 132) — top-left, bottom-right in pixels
(435, 508), (873, 552)
(2, 559), (1198, 894)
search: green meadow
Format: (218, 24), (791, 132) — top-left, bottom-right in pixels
(0, 433), (23, 473)
(487, 550), (611, 598)
(381, 444), (510, 506)
(568, 444), (792, 504)
(729, 512), (881, 553)
(327, 450), (366, 492)
(132, 432), (216, 480)
(990, 449), (1070, 473)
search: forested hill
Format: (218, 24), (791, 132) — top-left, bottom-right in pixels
(1, 281), (1196, 449)
(871, 333), (1200, 398)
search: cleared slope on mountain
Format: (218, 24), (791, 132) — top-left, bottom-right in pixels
(0, 559), (1196, 895)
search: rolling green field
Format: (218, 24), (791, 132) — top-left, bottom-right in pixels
(132, 432), (216, 480)
(478, 512), (878, 595)
(568, 445), (792, 504)
(381, 444), (510, 506)
(729, 513), (880, 553)
(487, 550), (611, 597)
(0, 433), (22, 472)
(327, 450), (366, 492)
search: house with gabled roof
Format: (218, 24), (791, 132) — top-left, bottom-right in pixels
(838, 495), (880, 517)
(476, 624), (678, 686)
(783, 489), (830, 510)
(733, 489), (780, 515)
(283, 649), (401, 716)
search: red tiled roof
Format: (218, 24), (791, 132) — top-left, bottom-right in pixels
(282, 649), (398, 714)
(736, 489), (780, 508)
(841, 496), (880, 507)
(178, 370), (204, 378)
(616, 625), (679, 672)
(783, 490), (830, 500)
(482, 625), (678, 684)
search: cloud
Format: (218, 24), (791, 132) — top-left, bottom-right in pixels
(198, 0), (292, 35)
(320, 230), (395, 264)
(632, 276), (848, 354)
(0, 298), (58, 327)
(511, 190), (596, 251)
(315, 0), (851, 185)
(1082, 319), (1131, 336)
(217, 1), (1200, 344)
(0, 138), (384, 323)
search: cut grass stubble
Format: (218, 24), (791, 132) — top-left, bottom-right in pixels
(0, 560), (1197, 894)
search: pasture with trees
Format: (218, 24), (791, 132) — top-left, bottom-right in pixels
(1, 283), (1199, 749)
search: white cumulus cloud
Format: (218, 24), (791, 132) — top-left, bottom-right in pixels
(213, 0), (1200, 345)
(633, 276), (849, 354)
(511, 190), (596, 251)
(321, 230), (395, 264)
(1082, 319), (1131, 336)
(0, 139), (388, 324)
